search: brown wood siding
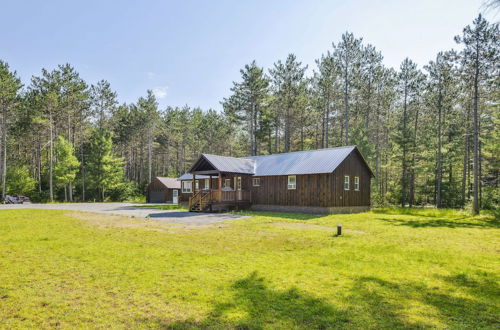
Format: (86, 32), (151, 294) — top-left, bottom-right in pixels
(250, 151), (371, 207)
(147, 178), (177, 203)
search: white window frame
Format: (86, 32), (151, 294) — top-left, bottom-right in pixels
(287, 175), (296, 190)
(235, 176), (242, 190)
(195, 180), (199, 190)
(344, 175), (350, 190)
(182, 181), (192, 193)
(252, 178), (260, 187)
(204, 178), (210, 190)
(224, 179), (231, 188)
(354, 176), (360, 191)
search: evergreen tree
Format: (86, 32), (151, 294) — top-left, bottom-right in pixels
(0, 61), (22, 199)
(269, 54), (308, 153)
(455, 14), (499, 214)
(87, 129), (125, 201)
(223, 61), (270, 156)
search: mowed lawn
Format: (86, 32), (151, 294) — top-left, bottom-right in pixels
(0, 209), (498, 329)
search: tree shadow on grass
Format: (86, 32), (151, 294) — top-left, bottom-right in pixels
(134, 272), (499, 329)
(349, 276), (498, 329)
(136, 272), (352, 329)
(375, 216), (499, 229)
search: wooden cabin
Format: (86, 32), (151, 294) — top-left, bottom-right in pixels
(146, 177), (181, 203)
(178, 146), (374, 214)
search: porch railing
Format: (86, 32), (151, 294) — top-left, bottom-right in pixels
(205, 189), (251, 202)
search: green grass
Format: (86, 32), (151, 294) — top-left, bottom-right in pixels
(136, 204), (188, 211)
(0, 208), (498, 329)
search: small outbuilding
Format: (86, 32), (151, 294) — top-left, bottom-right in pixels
(147, 177), (181, 203)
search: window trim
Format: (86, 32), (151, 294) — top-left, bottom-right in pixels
(354, 176), (360, 191)
(182, 181), (192, 193)
(195, 180), (199, 190)
(287, 175), (296, 190)
(224, 179), (231, 188)
(204, 178), (210, 190)
(344, 175), (350, 190)
(252, 178), (260, 187)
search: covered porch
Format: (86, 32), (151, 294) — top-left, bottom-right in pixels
(187, 154), (255, 212)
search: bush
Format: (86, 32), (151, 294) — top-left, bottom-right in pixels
(106, 179), (142, 202)
(6, 166), (36, 196)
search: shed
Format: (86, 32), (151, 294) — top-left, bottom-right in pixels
(147, 177), (181, 203)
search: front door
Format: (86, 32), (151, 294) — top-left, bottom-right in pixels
(234, 176), (242, 200)
(172, 189), (178, 204)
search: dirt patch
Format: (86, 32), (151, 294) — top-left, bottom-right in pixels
(269, 222), (366, 234)
(66, 212), (232, 233)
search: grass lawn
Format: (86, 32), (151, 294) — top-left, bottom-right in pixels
(136, 204), (188, 211)
(0, 208), (498, 329)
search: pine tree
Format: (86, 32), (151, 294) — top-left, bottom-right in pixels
(0, 61), (22, 200)
(332, 32), (363, 145)
(455, 15), (499, 214)
(223, 61), (270, 156)
(269, 54), (308, 153)
(87, 129), (125, 201)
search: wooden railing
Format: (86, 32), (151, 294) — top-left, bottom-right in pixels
(189, 190), (202, 209)
(190, 189), (252, 211)
(216, 190), (251, 202)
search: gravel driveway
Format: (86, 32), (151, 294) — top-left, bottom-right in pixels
(0, 203), (249, 225)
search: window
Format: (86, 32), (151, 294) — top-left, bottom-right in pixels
(354, 176), (360, 191)
(235, 176), (242, 190)
(195, 180), (199, 190)
(182, 181), (192, 193)
(224, 179), (231, 188)
(288, 175), (296, 190)
(253, 178), (260, 187)
(204, 178), (210, 190)
(344, 176), (350, 190)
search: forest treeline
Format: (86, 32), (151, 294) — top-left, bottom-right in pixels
(0, 15), (498, 212)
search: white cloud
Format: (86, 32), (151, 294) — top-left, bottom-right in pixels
(153, 86), (168, 99)
(146, 71), (156, 80)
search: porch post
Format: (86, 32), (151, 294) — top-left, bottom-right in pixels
(192, 173), (196, 195)
(218, 171), (222, 202)
(209, 175), (212, 199)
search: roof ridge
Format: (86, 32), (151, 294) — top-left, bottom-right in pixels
(241, 145), (356, 159)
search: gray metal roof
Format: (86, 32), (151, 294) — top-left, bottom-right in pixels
(202, 154), (255, 174)
(177, 173), (216, 181)
(244, 146), (356, 176)
(189, 146), (370, 177)
(155, 177), (181, 189)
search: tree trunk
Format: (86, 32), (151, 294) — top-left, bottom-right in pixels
(436, 93), (443, 208)
(401, 83), (408, 208)
(461, 100), (470, 206)
(148, 126), (153, 183)
(409, 103), (420, 207)
(49, 111), (54, 202)
(472, 45), (480, 215)
(1, 107), (7, 200)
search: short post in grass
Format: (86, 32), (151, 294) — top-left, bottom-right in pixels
(337, 224), (342, 236)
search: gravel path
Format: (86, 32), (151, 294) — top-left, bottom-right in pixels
(0, 203), (249, 225)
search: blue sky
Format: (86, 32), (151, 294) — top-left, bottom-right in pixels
(1, 0), (494, 110)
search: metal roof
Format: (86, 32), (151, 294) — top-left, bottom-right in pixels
(177, 173), (217, 181)
(244, 146), (357, 176)
(201, 154), (255, 174)
(188, 146), (372, 177)
(155, 177), (181, 189)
